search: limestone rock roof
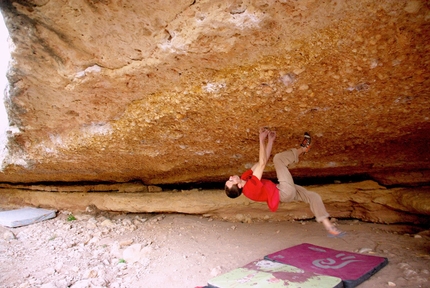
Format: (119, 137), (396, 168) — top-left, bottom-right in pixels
(0, 0), (428, 185)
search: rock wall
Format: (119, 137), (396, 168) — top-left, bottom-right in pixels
(0, 0), (429, 185)
(0, 0), (429, 212)
(1, 181), (429, 225)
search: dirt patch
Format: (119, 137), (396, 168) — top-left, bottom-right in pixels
(0, 210), (429, 287)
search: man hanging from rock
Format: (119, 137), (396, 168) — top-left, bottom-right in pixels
(225, 127), (345, 237)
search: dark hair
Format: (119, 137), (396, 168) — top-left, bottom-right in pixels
(225, 183), (242, 198)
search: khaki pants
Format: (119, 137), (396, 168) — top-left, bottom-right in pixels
(273, 148), (329, 222)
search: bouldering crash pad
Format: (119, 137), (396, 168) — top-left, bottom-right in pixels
(0, 207), (57, 228)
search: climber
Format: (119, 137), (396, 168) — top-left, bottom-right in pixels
(225, 127), (345, 237)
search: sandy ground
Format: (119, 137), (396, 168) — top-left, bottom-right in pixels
(0, 209), (429, 288)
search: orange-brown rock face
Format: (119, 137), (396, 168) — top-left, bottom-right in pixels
(0, 0), (429, 185)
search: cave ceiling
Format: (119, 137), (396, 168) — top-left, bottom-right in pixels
(0, 0), (429, 185)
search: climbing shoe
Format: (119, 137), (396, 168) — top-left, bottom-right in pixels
(300, 132), (312, 151)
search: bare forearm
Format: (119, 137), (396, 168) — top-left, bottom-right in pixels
(266, 139), (274, 159)
(259, 138), (268, 166)
(253, 128), (269, 179)
(266, 131), (276, 159)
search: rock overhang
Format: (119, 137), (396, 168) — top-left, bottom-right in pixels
(0, 0), (428, 186)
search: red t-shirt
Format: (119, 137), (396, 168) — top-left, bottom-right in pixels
(241, 169), (280, 212)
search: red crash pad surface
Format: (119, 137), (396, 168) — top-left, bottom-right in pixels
(265, 243), (388, 288)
